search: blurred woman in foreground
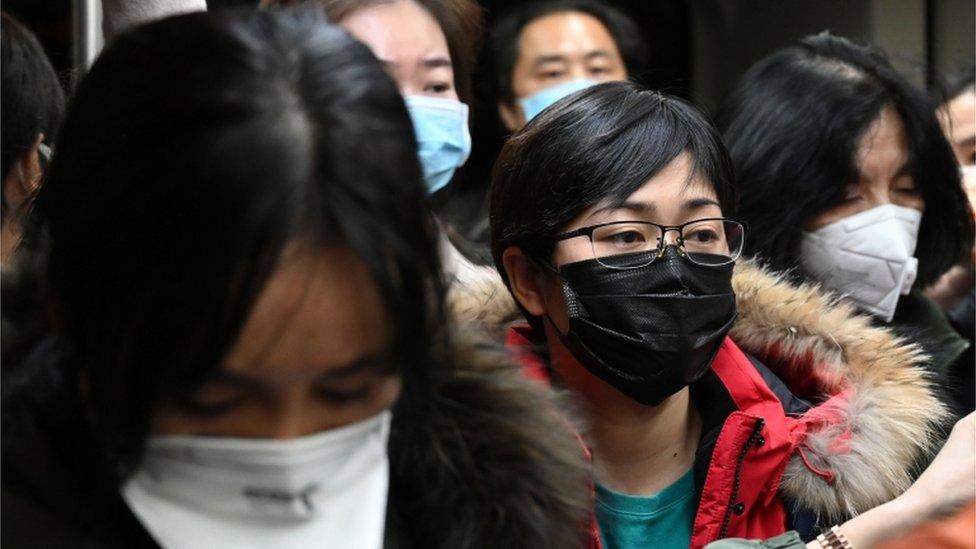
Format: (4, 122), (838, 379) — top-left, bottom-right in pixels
(1, 9), (590, 548)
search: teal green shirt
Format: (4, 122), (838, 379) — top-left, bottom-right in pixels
(596, 469), (697, 549)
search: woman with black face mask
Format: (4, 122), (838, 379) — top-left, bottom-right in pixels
(489, 81), (949, 547)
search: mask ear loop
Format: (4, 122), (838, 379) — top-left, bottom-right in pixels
(527, 254), (571, 338)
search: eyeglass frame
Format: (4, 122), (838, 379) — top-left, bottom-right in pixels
(552, 217), (746, 268)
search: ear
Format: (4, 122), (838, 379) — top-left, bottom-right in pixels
(497, 101), (525, 133)
(18, 133), (45, 195)
(501, 246), (550, 317)
(3, 133), (45, 214)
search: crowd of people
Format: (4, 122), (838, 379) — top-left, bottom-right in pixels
(1, 1), (974, 548)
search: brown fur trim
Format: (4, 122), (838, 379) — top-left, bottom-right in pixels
(387, 338), (592, 548)
(730, 260), (948, 522)
(452, 261), (949, 524)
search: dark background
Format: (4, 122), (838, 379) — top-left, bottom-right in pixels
(5, 1), (973, 244)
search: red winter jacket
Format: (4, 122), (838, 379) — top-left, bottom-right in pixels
(452, 261), (946, 549)
(506, 268), (945, 549)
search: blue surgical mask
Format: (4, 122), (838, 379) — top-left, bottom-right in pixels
(405, 95), (472, 195)
(518, 79), (599, 123)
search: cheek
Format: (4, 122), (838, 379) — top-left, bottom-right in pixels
(541, 276), (570, 330)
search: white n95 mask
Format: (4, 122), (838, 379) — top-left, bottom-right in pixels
(121, 410), (391, 549)
(800, 204), (922, 322)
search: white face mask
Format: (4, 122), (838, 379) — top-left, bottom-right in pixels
(800, 204), (922, 322)
(122, 411), (391, 549)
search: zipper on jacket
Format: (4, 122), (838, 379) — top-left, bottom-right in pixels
(717, 417), (765, 539)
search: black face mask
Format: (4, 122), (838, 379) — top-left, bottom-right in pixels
(549, 247), (737, 406)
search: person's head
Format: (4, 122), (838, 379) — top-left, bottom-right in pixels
(316, 0), (482, 104)
(25, 8), (443, 475)
(313, 0), (482, 195)
(1, 12), (65, 260)
(940, 66), (975, 167)
(491, 81), (739, 406)
(715, 33), (973, 319)
(488, 0), (645, 132)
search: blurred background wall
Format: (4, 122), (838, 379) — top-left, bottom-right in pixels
(4, 0), (973, 228)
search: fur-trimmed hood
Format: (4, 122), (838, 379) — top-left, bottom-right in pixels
(385, 340), (593, 548)
(449, 260), (948, 524)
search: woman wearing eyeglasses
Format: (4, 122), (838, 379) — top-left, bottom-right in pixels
(488, 81), (947, 548)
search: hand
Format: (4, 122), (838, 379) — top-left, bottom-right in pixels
(810, 414), (976, 549)
(898, 412), (975, 512)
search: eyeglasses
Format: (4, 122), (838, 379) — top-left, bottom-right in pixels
(554, 218), (745, 269)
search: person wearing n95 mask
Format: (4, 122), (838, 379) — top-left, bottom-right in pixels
(1, 10), (593, 549)
(716, 33), (974, 381)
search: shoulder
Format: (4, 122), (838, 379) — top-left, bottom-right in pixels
(386, 338), (592, 548)
(729, 260), (949, 524)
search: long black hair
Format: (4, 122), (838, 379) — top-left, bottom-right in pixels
(9, 7), (445, 480)
(715, 32), (974, 287)
(490, 80), (736, 333)
(0, 12), (65, 215)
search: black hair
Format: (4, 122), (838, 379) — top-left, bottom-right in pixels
(0, 12), (66, 214)
(715, 32), (974, 288)
(487, 0), (647, 105)
(490, 80), (736, 333)
(13, 8), (444, 479)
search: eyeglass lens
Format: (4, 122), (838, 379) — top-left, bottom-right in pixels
(591, 220), (744, 269)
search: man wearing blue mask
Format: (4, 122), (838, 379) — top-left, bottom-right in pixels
(488, 0), (646, 132)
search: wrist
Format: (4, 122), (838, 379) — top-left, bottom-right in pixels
(839, 497), (919, 548)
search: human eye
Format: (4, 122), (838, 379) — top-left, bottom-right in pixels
(594, 224), (652, 251)
(315, 383), (373, 404)
(424, 81), (453, 95)
(686, 227), (720, 243)
(682, 220), (727, 252)
(176, 381), (248, 417)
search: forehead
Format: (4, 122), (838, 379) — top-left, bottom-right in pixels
(342, 1), (450, 65)
(518, 11), (619, 59)
(855, 105), (909, 172)
(222, 244), (391, 382)
(946, 91), (976, 137)
(579, 152), (719, 217)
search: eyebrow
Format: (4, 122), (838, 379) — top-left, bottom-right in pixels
(214, 353), (392, 387)
(379, 57), (452, 71)
(584, 50), (613, 61)
(586, 197), (721, 219)
(422, 57), (452, 70)
(532, 54), (569, 69)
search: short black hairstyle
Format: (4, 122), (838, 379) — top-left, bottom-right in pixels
(490, 80), (736, 333)
(0, 12), (65, 214)
(715, 32), (974, 288)
(14, 8), (444, 478)
(487, 0), (647, 105)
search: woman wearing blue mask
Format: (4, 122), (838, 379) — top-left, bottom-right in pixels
(1, 9), (592, 547)
(314, 0), (499, 288)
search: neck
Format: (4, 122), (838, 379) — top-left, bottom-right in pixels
(543, 326), (701, 496)
(587, 387), (700, 495)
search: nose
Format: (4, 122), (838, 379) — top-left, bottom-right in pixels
(263, 390), (318, 440)
(660, 228), (682, 246)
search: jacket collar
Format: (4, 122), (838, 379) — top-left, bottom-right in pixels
(468, 259), (948, 523)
